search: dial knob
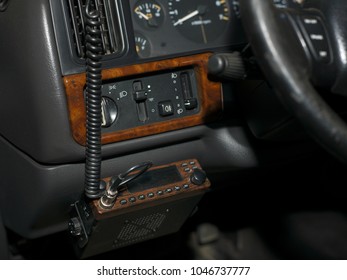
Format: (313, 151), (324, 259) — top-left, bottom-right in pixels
(101, 97), (118, 127)
(190, 169), (207, 186)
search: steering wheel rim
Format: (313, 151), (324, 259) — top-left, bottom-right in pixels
(240, 0), (347, 163)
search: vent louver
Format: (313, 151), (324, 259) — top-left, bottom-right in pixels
(67, 0), (123, 58)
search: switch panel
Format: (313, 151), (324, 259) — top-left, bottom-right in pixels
(100, 69), (200, 133)
(298, 15), (331, 63)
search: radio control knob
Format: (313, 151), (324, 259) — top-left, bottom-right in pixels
(190, 169), (206, 186)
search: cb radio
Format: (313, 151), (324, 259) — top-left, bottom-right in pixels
(69, 159), (210, 258)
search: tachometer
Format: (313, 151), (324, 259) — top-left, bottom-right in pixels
(168, 0), (230, 44)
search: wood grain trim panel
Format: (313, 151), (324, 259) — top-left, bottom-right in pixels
(63, 53), (222, 145)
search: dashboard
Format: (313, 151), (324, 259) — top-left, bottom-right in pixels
(0, 0), (315, 242)
(51, 0), (306, 75)
(51, 0), (246, 146)
(51, 0), (247, 75)
(49, 0), (311, 149)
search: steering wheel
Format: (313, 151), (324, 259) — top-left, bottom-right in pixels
(240, 0), (347, 163)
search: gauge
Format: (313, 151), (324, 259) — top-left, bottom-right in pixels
(135, 33), (151, 58)
(168, 0), (230, 44)
(134, 0), (164, 29)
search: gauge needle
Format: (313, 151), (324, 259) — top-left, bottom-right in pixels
(199, 16), (208, 44)
(136, 10), (158, 27)
(173, 10), (199, 26)
(136, 11), (150, 21)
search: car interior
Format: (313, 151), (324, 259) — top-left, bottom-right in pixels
(1, 0), (347, 260)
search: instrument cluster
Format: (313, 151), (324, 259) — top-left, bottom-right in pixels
(129, 0), (246, 59)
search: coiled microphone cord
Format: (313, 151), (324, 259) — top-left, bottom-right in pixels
(84, 0), (105, 199)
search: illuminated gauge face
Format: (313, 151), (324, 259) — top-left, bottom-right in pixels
(168, 0), (230, 44)
(134, 0), (164, 29)
(135, 33), (151, 58)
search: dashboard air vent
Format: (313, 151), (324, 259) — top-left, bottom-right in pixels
(67, 0), (123, 58)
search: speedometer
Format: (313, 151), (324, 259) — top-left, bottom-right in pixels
(168, 0), (230, 44)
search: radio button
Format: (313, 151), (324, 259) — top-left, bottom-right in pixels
(147, 192), (155, 198)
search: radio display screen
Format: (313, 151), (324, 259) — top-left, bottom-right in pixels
(127, 166), (183, 193)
